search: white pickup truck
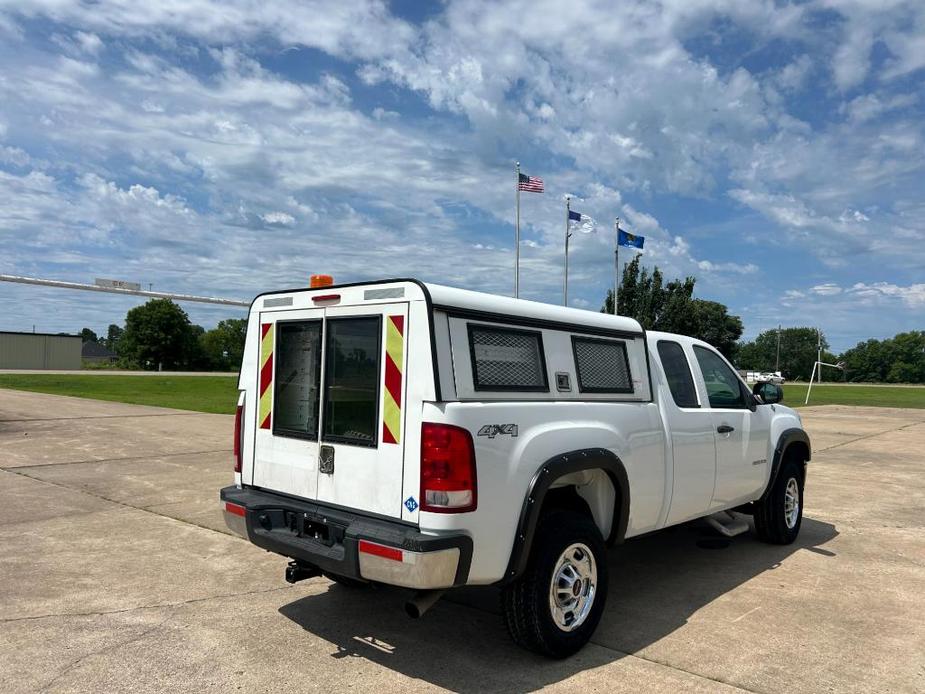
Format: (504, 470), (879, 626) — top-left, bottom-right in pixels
(221, 278), (810, 658)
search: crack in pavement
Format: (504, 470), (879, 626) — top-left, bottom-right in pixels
(0, 412), (211, 423)
(5, 448), (232, 470)
(0, 466), (240, 540)
(815, 420), (925, 453)
(37, 610), (179, 693)
(1, 584), (297, 625)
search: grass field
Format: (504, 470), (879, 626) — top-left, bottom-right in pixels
(0, 374), (240, 414)
(781, 383), (925, 409)
(0, 374), (923, 413)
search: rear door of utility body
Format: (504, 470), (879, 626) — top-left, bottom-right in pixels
(251, 301), (409, 519)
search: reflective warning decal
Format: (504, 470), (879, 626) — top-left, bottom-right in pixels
(382, 315), (404, 444)
(259, 323), (273, 429)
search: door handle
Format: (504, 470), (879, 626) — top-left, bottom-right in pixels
(716, 425), (735, 434)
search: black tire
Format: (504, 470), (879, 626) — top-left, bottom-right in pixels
(501, 511), (608, 659)
(324, 572), (369, 589)
(753, 458), (804, 544)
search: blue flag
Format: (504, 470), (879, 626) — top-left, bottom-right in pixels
(618, 229), (644, 249)
(568, 210), (582, 222)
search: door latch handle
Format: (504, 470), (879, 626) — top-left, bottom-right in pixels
(319, 445), (335, 474)
(716, 425), (735, 434)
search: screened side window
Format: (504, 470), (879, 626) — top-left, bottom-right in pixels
(572, 336), (633, 393)
(468, 324), (548, 391)
(274, 321), (323, 439)
(657, 340), (699, 408)
(693, 345), (747, 409)
(323, 317), (381, 446)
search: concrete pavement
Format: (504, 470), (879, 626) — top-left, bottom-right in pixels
(1, 391), (922, 693)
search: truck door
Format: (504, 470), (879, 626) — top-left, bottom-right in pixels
(314, 303), (408, 518)
(251, 308), (324, 500)
(691, 345), (770, 508)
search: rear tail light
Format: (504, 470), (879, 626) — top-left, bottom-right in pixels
(233, 403), (243, 473)
(420, 423), (477, 513)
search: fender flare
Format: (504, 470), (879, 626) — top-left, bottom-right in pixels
(761, 428), (811, 501)
(499, 448), (630, 585)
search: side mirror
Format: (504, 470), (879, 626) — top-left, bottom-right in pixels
(753, 381), (783, 404)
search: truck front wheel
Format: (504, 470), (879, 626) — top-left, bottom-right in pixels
(501, 511), (608, 658)
(753, 458), (804, 544)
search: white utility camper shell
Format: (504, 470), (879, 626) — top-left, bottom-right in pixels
(222, 278), (810, 659)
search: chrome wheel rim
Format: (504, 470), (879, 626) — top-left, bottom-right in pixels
(784, 477), (800, 529)
(548, 543), (597, 632)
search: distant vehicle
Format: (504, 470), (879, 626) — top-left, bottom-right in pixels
(221, 278), (811, 658)
(758, 372), (785, 384)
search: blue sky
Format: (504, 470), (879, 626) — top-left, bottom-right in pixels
(0, 0), (922, 352)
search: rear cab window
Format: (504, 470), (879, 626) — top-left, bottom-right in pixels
(657, 340), (699, 408)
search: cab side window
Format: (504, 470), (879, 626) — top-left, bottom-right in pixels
(693, 346), (747, 409)
(657, 340), (699, 408)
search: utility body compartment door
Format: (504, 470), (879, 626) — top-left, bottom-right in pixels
(251, 308), (324, 499)
(249, 301), (409, 520)
(314, 303), (409, 518)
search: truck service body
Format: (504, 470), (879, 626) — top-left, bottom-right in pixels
(221, 278), (810, 657)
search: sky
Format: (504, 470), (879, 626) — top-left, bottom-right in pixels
(0, 0), (923, 352)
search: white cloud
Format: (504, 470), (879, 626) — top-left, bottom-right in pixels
(811, 283), (843, 296)
(848, 282), (925, 307)
(0, 0), (922, 341)
(260, 211), (295, 226)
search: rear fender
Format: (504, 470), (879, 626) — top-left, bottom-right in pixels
(499, 447), (630, 584)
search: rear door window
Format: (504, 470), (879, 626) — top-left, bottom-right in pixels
(274, 320), (323, 439)
(693, 345), (747, 409)
(322, 316), (382, 446)
(657, 340), (699, 408)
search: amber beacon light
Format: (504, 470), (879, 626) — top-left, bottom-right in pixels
(310, 274), (334, 288)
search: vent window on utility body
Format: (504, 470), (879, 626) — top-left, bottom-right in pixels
(467, 324), (548, 392)
(571, 336), (633, 394)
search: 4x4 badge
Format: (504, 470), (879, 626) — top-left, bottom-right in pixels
(477, 424), (518, 439)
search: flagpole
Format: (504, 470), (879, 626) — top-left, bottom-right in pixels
(564, 197), (571, 306)
(613, 218), (620, 315)
(514, 161), (521, 298)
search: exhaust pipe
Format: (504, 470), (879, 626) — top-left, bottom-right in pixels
(285, 561), (321, 584)
(404, 589), (445, 619)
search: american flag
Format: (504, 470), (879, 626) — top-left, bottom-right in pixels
(518, 173), (544, 193)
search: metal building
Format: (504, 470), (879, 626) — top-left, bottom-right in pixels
(0, 331), (82, 370)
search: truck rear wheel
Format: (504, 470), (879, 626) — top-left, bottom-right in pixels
(501, 511), (608, 658)
(753, 458), (804, 544)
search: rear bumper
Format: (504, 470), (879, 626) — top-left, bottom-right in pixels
(220, 486), (472, 589)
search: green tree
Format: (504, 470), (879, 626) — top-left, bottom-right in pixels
(118, 299), (199, 370)
(736, 327), (827, 381)
(105, 324), (124, 351)
(601, 256), (742, 358)
(841, 331), (925, 383)
(80, 328), (99, 343)
(200, 318), (247, 371)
